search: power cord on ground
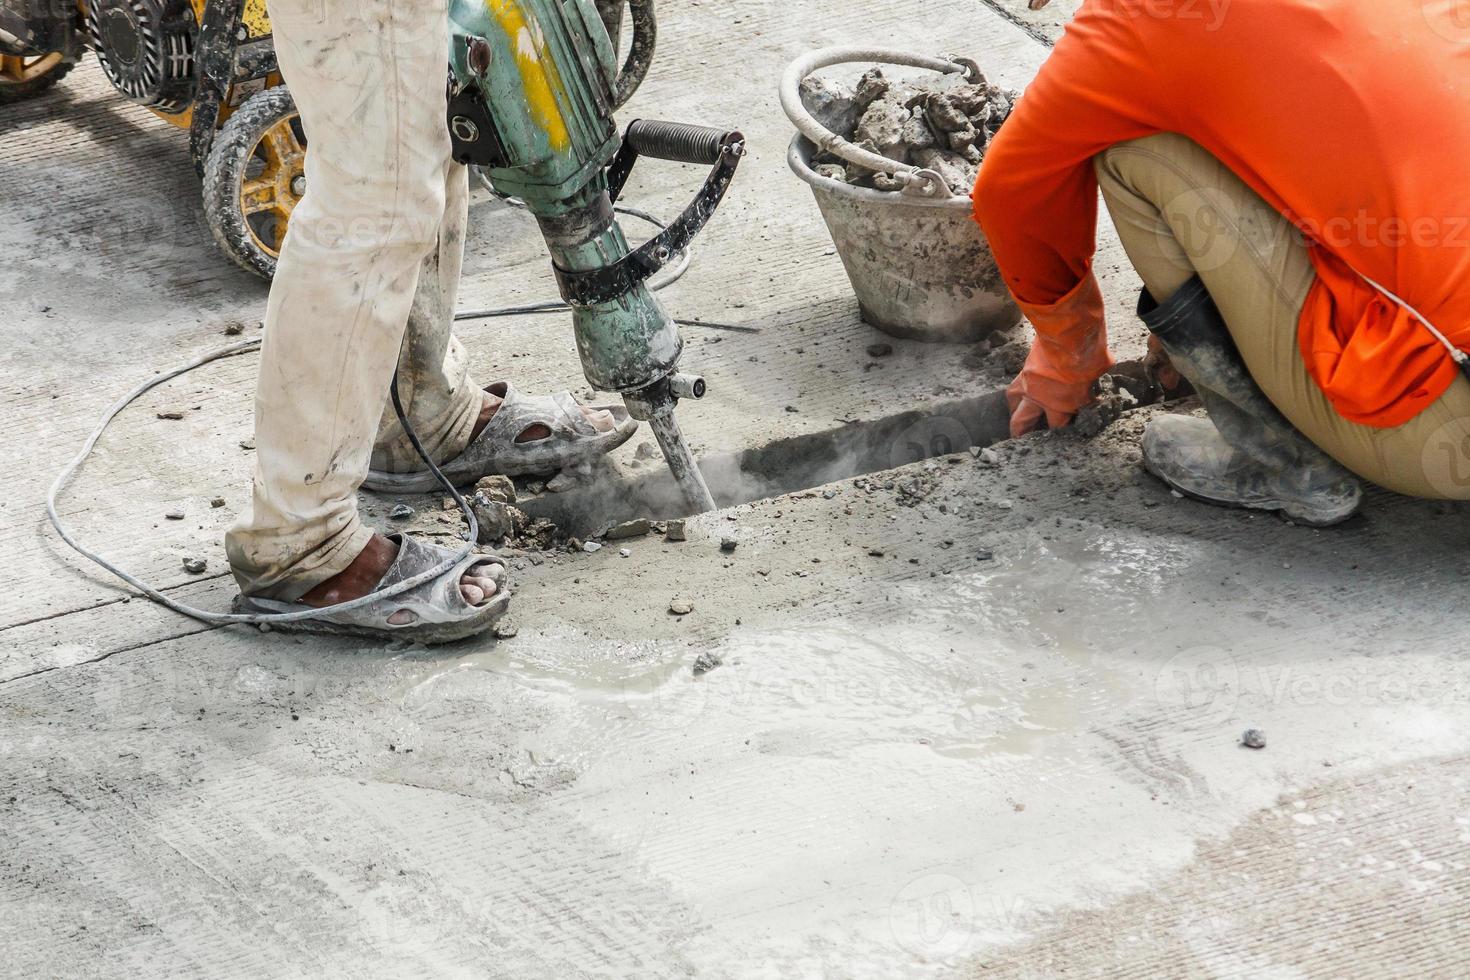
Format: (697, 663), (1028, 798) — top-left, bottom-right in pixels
(47, 201), (691, 628)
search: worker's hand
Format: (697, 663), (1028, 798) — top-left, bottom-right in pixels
(1006, 376), (1078, 436)
(1004, 272), (1114, 437)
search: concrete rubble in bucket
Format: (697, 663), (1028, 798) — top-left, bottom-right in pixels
(799, 67), (1020, 194)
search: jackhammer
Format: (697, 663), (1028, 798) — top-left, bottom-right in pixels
(446, 0), (743, 512)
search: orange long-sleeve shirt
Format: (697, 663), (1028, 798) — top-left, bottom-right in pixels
(973, 0), (1470, 428)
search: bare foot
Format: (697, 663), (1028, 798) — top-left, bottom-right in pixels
(471, 384), (616, 444)
(300, 533), (502, 626)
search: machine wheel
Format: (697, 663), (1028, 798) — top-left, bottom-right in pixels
(202, 86), (306, 280)
(0, 52), (74, 103)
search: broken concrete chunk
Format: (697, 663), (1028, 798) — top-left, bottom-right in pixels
(899, 111), (937, 152)
(852, 68), (891, 114)
(475, 474), (516, 505)
(1242, 728), (1267, 749)
(669, 598), (694, 616)
(887, 84), (931, 112)
(720, 536), (739, 553)
(472, 498), (527, 544)
(210, 497), (226, 508)
(493, 620), (519, 640)
(182, 557), (207, 574)
(985, 88), (1016, 132)
(693, 651), (723, 675)
(165, 510), (185, 521)
(665, 520), (688, 542)
(946, 83), (991, 116)
(1072, 374), (1140, 438)
(925, 93), (971, 133)
(871, 172), (905, 192)
(799, 75), (858, 139)
(389, 503), (414, 520)
(545, 471), (579, 493)
(854, 98), (910, 164)
(912, 147), (979, 195)
(157, 410), (185, 420)
(606, 519), (651, 541)
(946, 123), (980, 154)
(582, 541), (603, 554)
(634, 440), (661, 462)
(808, 63), (1018, 194)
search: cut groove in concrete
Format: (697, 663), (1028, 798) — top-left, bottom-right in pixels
(520, 360), (1153, 536)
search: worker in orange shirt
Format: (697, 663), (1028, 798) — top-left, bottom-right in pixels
(974, 0), (1470, 526)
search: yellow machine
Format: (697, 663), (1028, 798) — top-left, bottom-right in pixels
(1, 0), (302, 277)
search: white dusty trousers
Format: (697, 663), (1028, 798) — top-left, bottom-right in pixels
(226, 0), (483, 600)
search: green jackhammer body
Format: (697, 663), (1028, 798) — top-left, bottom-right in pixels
(444, 0), (743, 512)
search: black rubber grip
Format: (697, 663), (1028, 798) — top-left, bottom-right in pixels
(625, 119), (737, 166)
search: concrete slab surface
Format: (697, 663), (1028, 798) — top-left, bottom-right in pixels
(5, 0), (1470, 977)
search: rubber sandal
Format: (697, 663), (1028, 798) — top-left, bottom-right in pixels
(232, 534), (511, 645)
(363, 381), (638, 493)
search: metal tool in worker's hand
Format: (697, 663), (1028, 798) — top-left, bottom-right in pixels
(445, 0), (743, 513)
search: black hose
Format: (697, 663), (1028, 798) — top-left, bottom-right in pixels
(612, 0), (656, 109)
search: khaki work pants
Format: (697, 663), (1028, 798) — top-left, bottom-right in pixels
(1096, 133), (1470, 501)
(226, 0), (484, 600)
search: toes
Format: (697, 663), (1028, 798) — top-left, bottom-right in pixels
(460, 576), (499, 607)
(387, 609), (419, 626)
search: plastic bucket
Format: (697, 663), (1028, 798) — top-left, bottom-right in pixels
(781, 47), (1021, 343)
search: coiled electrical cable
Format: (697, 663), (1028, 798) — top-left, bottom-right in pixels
(46, 196), (690, 627)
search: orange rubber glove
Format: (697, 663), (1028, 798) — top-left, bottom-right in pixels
(1006, 272), (1115, 436)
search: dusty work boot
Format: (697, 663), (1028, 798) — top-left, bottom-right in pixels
(1137, 277), (1363, 527)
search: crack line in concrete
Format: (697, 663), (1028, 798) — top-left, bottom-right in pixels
(0, 624), (222, 690)
(972, 0), (1058, 47)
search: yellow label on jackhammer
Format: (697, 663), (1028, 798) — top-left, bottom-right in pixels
(487, 0), (571, 152)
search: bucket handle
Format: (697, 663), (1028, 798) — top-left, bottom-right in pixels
(780, 47), (984, 200)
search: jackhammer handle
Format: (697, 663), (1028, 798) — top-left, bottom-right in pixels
(625, 119), (740, 166)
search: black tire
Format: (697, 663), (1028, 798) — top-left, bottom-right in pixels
(0, 52), (76, 104)
(202, 86), (306, 280)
